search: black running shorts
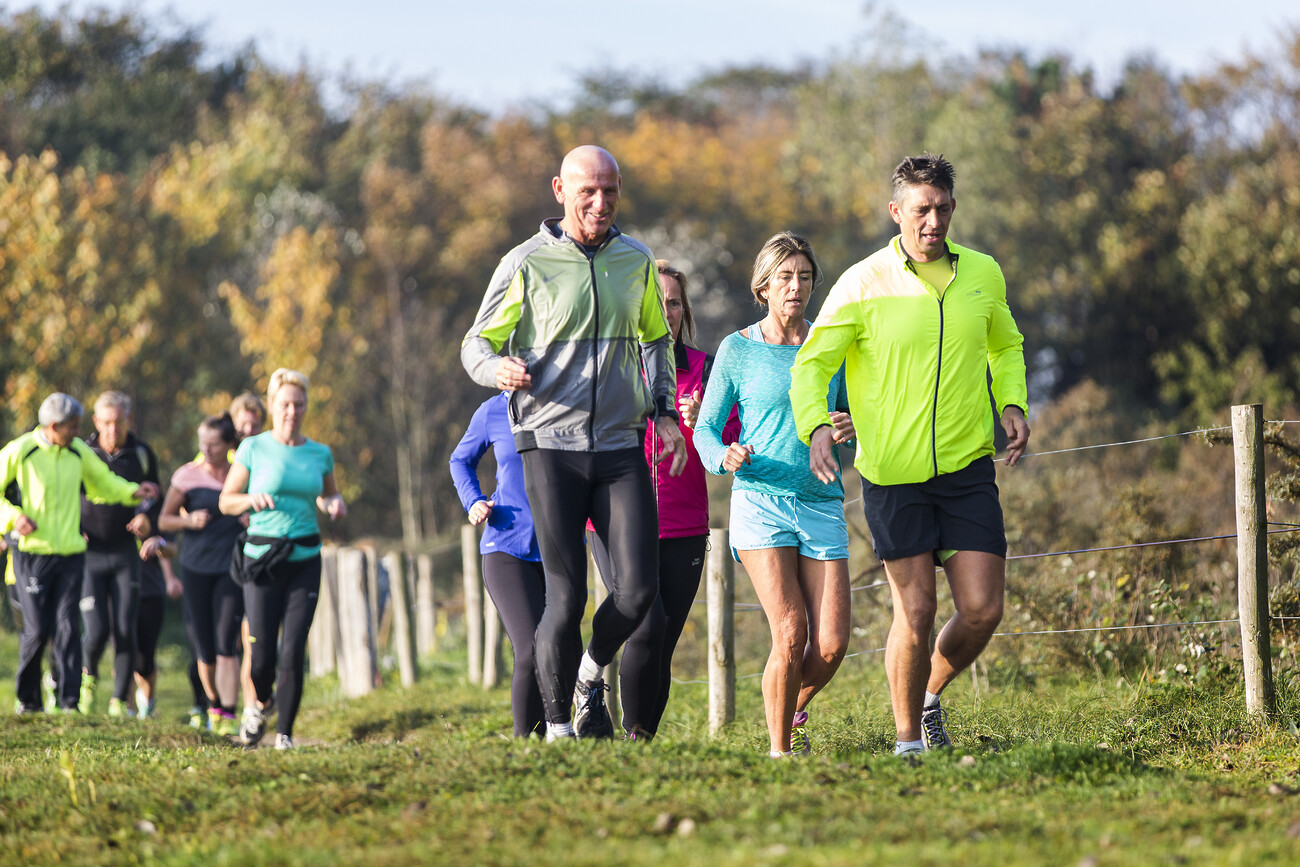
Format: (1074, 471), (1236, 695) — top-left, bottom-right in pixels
(861, 456), (1006, 561)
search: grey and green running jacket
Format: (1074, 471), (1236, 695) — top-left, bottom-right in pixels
(461, 220), (677, 454)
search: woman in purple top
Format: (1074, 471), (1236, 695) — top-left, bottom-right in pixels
(450, 392), (545, 737)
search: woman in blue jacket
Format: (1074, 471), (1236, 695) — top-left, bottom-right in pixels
(450, 393), (544, 737)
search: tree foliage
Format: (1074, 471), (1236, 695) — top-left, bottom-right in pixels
(2, 7), (1299, 542)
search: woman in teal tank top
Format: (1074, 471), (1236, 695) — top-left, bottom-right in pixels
(695, 232), (856, 759)
(220, 368), (346, 749)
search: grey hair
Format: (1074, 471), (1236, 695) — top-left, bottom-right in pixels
(93, 390), (131, 417)
(39, 393), (84, 427)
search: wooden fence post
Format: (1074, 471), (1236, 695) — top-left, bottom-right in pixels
(1232, 403), (1276, 716)
(482, 584), (503, 689)
(461, 524), (483, 685)
(361, 546), (384, 677)
(308, 545), (340, 677)
(336, 546), (376, 697)
(707, 528), (735, 735)
(415, 552), (436, 656)
(590, 551), (621, 726)
(384, 551), (418, 687)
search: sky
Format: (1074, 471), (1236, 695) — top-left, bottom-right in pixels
(23, 1), (1300, 112)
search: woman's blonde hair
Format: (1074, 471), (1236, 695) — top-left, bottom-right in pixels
(749, 231), (821, 306)
(267, 368), (310, 404)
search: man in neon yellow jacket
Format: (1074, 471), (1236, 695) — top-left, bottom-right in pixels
(0, 393), (160, 712)
(790, 154), (1030, 758)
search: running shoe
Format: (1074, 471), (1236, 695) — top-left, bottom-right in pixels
(240, 706), (267, 747)
(275, 734), (296, 750)
(188, 706), (205, 729)
(920, 702), (951, 751)
(624, 724), (654, 743)
(209, 707), (239, 737)
(107, 697), (133, 718)
(135, 689), (155, 719)
(571, 677), (614, 740)
(790, 710), (811, 757)
(78, 674), (97, 715)
(42, 674), (57, 713)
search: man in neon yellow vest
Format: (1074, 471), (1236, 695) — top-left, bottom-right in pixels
(0, 393), (160, 712)
(790, 153), (1030, 758)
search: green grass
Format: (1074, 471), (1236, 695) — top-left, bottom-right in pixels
(4, 625), (1300, 865)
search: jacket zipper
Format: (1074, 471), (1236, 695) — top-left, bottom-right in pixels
(587, 254), (600, 452)
(928, 254), (957, 479)
(931, 295), (944, 479)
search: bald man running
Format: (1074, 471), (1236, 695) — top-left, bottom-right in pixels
(462, 146), (687, 742)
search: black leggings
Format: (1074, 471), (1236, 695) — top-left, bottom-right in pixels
(482, 552), (546, 737)
(81, 547), (141, 701)
(591, 532), (707, 735)
(522, 447), (659, 724)
(135, 595), (165, 679)
(244, 556), (321, 737)
(13, 552), (84, 710)
(182, 568), (243, 663)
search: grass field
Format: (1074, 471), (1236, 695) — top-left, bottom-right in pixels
(4, 620), (1300, 867)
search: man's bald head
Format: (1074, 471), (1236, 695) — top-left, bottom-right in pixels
(554, 145), (622, 246)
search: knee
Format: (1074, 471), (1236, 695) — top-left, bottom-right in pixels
(896, 596), (938, 637)
(771, 617), (809, 661)
(819, 631), (849, 666)
(618, 580), (659, 620)
(962, 596), (1004, 634)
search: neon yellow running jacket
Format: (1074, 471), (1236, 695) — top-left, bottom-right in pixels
(0, 429), (142, 556)
(790, 237), (1027, 486)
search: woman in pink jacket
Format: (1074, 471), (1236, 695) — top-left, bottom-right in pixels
(590, 260), (739, 740)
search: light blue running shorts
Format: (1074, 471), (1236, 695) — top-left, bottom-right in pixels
(728, 488), (849, 562)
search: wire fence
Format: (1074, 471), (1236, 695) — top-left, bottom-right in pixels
(669, 420), (1300, 687)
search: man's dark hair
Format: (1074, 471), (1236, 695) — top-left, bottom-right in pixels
(891, 153), (956, 202)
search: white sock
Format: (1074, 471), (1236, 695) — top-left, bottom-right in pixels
(923, 691), (942, 709)
(894, 739), (924, 755)
(577, 652), (602, 684)
(546, 722), (575, 741)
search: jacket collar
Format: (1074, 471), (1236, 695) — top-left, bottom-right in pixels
(541, 218), (622, 253)
(890, 235), (961, 269)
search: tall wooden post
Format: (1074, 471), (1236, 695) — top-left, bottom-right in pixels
(308, 545), (339, 677)
(336, 546), (376, 697)
(482, 585), (503, 689)
(461, 524), (483, 685)
(1232, 403), (1275, 716)
(384, 551), (418, 687)
(707, 528), (735, 734)
(414, 552), (436, 656)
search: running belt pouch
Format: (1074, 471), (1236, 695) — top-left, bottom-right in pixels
(229, 533), (321, 586)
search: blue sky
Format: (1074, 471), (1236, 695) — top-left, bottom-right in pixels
(24, 1), (1300, 111)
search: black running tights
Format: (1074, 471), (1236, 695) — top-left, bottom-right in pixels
(591, 532), (707, 735)
(522, 447), (659, 724)
(482, 552), (546, 736)
(81, 547), (140, 701)
(243, 556), (321, 737)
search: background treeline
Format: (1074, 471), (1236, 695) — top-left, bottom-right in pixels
(3, 6), (1300, 558)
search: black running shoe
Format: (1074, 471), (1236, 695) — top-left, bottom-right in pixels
(921, 702), (951, 751)
(572, 677), (615, 740)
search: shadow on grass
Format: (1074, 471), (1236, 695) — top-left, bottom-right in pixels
(348, 706), (448, 742)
